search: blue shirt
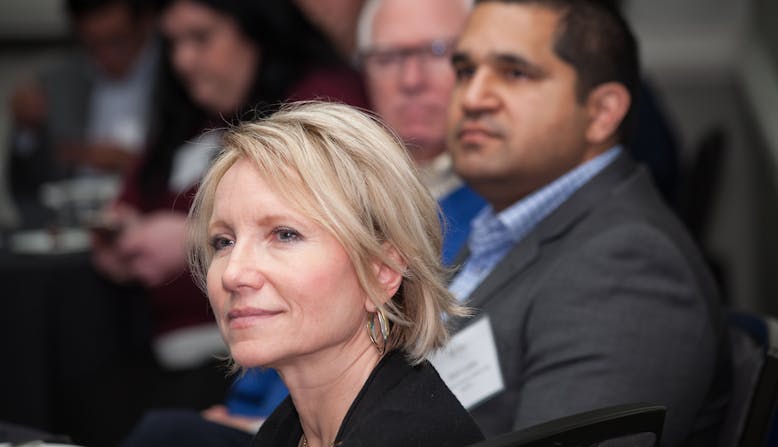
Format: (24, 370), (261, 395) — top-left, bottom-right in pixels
(439, 184), (487, 266)
(449, 146), (622, 301)
(226, 368), (288, 417)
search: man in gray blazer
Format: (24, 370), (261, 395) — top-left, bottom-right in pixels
(444, 1), (730, 445)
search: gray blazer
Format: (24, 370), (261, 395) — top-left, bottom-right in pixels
(453, 153), (729, 446)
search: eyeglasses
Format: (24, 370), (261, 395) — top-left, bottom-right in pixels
(359, 38), (456, 79)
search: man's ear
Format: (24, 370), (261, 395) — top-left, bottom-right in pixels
(364, 243), (405, 313)
(584, 82), (631, 145)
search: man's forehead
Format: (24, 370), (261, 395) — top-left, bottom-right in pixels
(456, 3), (560, 61)
(371, 0), (468, 46)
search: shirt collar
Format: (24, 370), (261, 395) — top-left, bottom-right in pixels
(476, 145), (623, 244)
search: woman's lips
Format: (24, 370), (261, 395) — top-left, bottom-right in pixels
(227, 307), (281, 329)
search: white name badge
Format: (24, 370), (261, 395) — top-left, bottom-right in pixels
(429, 316), (505, 409)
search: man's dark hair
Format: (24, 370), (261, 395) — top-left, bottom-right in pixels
(65, 0), (146, 20)
(475, 0), (639, 143)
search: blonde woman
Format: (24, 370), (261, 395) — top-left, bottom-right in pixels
(188, 102), (483, 447)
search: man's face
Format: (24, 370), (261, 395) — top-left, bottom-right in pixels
(447, 3), (594, 211)
(76, 2), (149, 79)
(362, 0), (468, 162)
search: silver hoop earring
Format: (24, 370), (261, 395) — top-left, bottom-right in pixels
(367, 309), (390, 355)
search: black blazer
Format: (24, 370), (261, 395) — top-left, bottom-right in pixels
(251, 350), (484, 446)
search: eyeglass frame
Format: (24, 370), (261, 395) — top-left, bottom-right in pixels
(356, 38), (458, 77)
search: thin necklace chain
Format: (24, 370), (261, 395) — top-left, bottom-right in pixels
(301, 434), (334, 447)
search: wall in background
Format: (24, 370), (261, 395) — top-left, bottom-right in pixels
(625, 0), (749, 81)
(747, 0), (778, 315)
(746, 0), (778, 171)
(624, 0), (776, 311)
(754, 0), (778, 74)
(0, 0), (68, 40)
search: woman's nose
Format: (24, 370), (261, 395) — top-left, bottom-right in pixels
(221, 242), (265, 292)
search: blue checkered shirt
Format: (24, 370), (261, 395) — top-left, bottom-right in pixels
(449, 146), (622, 301)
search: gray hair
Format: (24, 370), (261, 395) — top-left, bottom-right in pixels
(355, 0), (473, 55)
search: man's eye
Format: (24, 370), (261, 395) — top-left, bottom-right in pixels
(453, 65), (475, 80)
(273, 227), (302, 242)
(505, 68), (528, 80)
(187, 29), (212, 47)
(210, 236), (234, 251)
(372, 51), (401, 67)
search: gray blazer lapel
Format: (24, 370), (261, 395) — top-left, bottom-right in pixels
(465, 233), (541, 309)
(461, 152), (639, 311)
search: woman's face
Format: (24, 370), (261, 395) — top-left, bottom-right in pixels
(161, 0), (259, 115)
(206, 159), (373, 369)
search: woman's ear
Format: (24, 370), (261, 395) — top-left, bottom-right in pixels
(364, 243), (405, 313)
(584, 82), (631, 145)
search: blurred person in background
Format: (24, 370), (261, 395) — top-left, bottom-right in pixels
(78, 0), (367, 445)
(357, 0), (485, 265)
(8, 0), (157, 202)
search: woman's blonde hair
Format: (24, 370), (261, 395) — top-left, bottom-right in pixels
(188, 101), (466, 363)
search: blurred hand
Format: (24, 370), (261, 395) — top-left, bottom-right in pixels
(118, 211), (188, 287)
(202, 405), (264, 434)
(90, 203), (140, 284)
(10, 81), (46, 128)
(59, 141), (139, 173)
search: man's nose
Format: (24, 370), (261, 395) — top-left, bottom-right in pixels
(460, 69), (499, 114)
(398, 54), (427, 91)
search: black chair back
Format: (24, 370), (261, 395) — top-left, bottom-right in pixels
(720, 311), (778, 446)
(468, 403), (665, 447)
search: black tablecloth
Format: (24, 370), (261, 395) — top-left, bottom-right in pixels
(0, 240), (151, 435)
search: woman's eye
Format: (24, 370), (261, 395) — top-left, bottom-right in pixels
(273, 227), (302, 242)
(210, 236), (234, 251)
